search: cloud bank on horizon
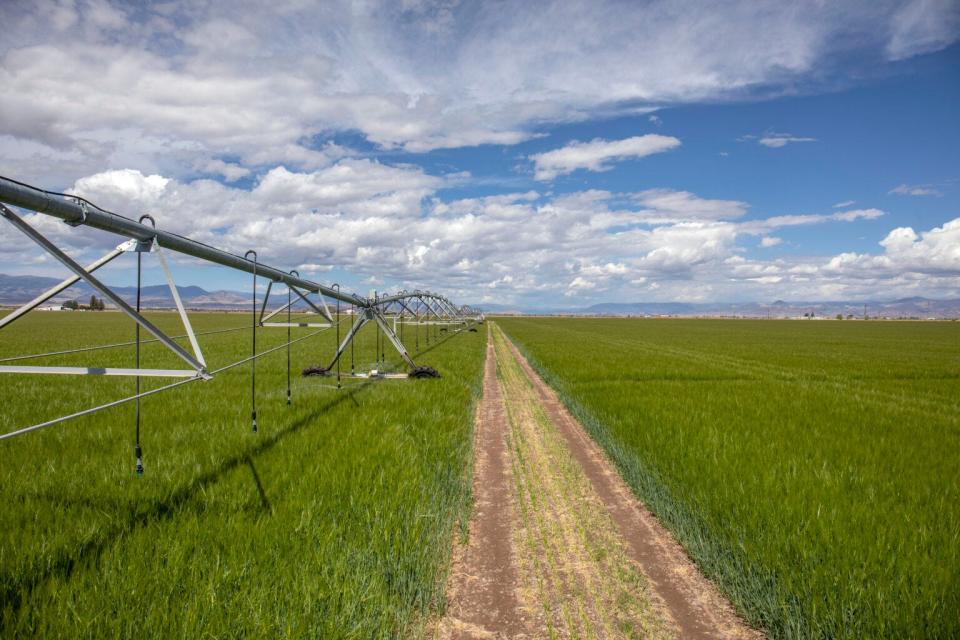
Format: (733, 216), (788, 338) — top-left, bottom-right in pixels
(0, 0), (958, 305)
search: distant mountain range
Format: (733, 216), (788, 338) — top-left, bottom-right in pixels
(579, 298), (960, 319)
(0, 273), (252, 310)
(476, 298), (960, 319)
(2, 273), (958, 318)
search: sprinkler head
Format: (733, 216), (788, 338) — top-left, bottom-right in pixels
(135, 445), (144, 477)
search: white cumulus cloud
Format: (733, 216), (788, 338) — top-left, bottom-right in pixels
(886, 0), (960, 60)
(2, 162), (957, 306)
(1, 0), (957, 183)
(758, 133), (817, 148)
(531, 135), (681, 181)
(889, 183), (942, 197)
(634, 189), (747, 222)
(824, 219), (960, 276)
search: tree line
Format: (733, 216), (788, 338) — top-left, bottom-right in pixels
(62, 295), (106, 311)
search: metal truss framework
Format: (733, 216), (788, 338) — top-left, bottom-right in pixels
(0, 175), (482, 450)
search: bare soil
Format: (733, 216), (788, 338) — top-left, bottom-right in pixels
(435, 324), (763, 639)
(434, 335), (530, 639)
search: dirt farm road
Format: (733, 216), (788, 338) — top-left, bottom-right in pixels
(435, 324), (761, 639)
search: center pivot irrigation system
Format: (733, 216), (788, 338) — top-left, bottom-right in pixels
(0, 175), (483, 472)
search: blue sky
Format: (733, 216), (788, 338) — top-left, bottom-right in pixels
(0, 0), (958, 306)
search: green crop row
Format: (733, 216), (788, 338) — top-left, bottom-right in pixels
(0, 311), (485, 638)
(497, 317), (960, 639)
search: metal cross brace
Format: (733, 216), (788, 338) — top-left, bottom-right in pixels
(0, 238), (134, 331)
(0, 204), (210, 379)
(258, 280), (333, 327)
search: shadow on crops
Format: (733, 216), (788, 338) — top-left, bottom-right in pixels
(14, 490), (130, 512)
(0, 382), (372, 630)
(246, 457), (272, 514)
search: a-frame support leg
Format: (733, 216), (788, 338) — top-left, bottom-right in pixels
(370, 309), (416, 369)
(323, 308), (419, 373)
(325, 312), (368, 371)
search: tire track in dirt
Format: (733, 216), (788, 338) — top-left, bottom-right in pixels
(497, 325), (670, 639)
(501, 328), (762, 639)
(436, 324), (762, 639)
(435, 333), (528, 639)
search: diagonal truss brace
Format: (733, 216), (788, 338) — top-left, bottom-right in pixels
(0, 204), (210, 379)
(0, 238), (134, 330)
(325, 311), (367, 371)
(258, 280), (333, 327)
(393, 299), (417, 317)
(154, 241), (206, 369)
(405, 295), (463, 325)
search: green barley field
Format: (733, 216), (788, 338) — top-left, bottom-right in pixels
(0, 310), (486, 638)
(3, 312), (958, 639)
(498, 317), (960, 639)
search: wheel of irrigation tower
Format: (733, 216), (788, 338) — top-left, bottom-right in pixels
(409, 365), (441, 379)
(302, 364), (331, 377)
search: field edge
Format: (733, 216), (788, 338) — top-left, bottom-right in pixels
(496, 321), (785, 636)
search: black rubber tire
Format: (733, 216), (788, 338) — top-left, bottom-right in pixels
(302, 364), (330, 377)
(409, 365), (441, 379)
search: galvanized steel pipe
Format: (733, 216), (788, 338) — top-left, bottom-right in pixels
(0, 175), (368, 308)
